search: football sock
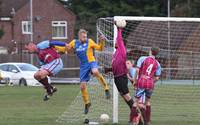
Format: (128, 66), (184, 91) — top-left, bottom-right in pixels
(126, 99), (134, 109)
(39, 77), (52, 95)
(81, 87), (90, 105)
(96, 74), (109, 90)
(146, 105), (151, 123)
(130, 106), (138, 122)
(140, 107), (146, 122)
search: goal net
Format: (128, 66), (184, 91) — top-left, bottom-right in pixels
(56, 16), (200, 124)
(96, 16), (200, 124)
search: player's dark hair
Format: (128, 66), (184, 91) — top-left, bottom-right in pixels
(151, 46), (160, 56)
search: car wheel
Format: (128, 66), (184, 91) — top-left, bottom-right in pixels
(5, 78), (10, 84)
(5, 78), (12, 86)
(19, 78), (27, 86)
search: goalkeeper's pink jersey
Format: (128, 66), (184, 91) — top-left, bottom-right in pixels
(137, 56), (161, 89)
(112, 28), (127, 77)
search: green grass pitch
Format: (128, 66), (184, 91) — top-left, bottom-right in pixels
(0, 84), (200, 125)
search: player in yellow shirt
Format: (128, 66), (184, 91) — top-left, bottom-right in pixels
(54, 29), (110, 114)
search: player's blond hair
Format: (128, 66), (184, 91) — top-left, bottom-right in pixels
(78, 29), (87, 35)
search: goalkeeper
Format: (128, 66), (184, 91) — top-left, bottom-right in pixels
(104, 26), (135, 122)
(54, 29), (110, 114)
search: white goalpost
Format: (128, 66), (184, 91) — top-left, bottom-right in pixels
(56, 16), (200, 124)
(112, 23), (118, 124)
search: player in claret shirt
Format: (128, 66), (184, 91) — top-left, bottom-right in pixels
(25, 40), (64, 101)
(131, 47), (161, 125)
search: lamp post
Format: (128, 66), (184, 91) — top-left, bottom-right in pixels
(167, 0), (171, 79)
(30, 0), (33, 64)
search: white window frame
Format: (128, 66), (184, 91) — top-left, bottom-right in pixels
(22, 21), (31, 34)
(52, 21), (67, 39)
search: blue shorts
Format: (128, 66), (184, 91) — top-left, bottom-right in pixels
(41, 58), (63, 76)
(80, 61), (98, 82)
(135, 88), (153, 99)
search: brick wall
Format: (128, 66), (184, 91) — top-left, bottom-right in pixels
(0, 0), (76, 51)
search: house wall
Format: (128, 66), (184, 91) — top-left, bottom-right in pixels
(12, 0), (76, 45)
(0, 0), (78, 78)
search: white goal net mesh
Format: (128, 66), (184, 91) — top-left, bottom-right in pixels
(96, 17), (200, 124)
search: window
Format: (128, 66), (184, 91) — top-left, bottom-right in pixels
(16, 64), (38, 71)
(22, 21), (31, 34)
(0, 65), (8, 71)
(52, 21), (67, 39)
(8, 65), (19, 72)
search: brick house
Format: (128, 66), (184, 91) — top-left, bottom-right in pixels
(0, 0), (76, 53)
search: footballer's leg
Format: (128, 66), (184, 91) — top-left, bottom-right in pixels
(121, 93), (136, 124)
(92, 67), (110, 99)
(144, 98), (151, 125)
(131, 97), (140, 125)
(131, 89), (145, 125)
(138, 104), (146, 125)
(80, 82), (91, 114)
(122, 93), (134, 109)
(137, 93), (146, 125)
(115, 74), (134, 109)
(36, 58), (63, 101)
(46, 58), (63, 95)
(144, 90), (153, 125)
(80, 65), (91, 114)
(114, 75), (135, 124)
(34, 70), (52, 101)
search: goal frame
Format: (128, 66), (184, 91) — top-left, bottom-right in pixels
(112, 16), (200, 123)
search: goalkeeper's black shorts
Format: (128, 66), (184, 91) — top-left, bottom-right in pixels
(114, 74), (129, 95)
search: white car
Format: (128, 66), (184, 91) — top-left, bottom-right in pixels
(0, 63), (49, 86)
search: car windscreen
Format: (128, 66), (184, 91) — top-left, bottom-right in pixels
(16, 64), (38, 71)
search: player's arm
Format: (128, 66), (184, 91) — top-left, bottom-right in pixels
(127, 73), (135, 88)
(133, 67), (139, 86)
(36, 40), (51, 49)
(133, 57), (146, 85)
(50, 40), (75, 54)
(90, 38), (105, 51)
(127, 73), (133, 82)
(65, 40), (75, 54)
(116, 28), (126, 57)
(49, 40), (67, 54)
(50, 40), (66, 47)
(154, 62), (161, 83)
(128, 68), (137, 88)
(154, 76), (160, 83)
(37, 40), (66, 50)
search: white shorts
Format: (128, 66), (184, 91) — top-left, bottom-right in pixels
(41, 58), (63, 76)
